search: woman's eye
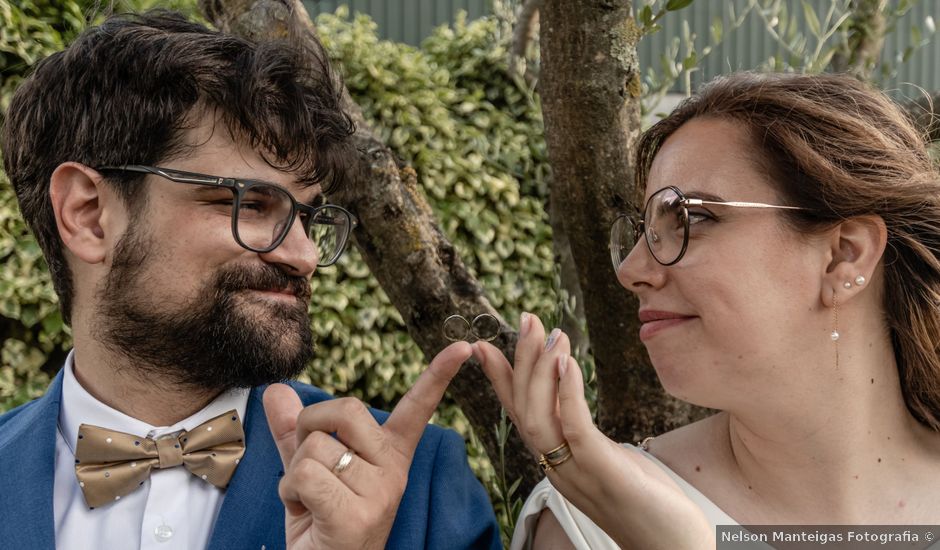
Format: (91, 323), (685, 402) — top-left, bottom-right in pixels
(687, 210), (715, 224)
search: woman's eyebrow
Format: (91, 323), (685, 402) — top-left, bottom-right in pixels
(683, 190), (725, 202)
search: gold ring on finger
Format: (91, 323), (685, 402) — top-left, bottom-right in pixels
(332, 449), (355, 474)
(538, 441), (572, 473)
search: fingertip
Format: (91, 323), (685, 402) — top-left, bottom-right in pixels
(471, 342), (485, 366)
(557, 353), (569, 379)
(263, 383), (299, 410)
(443, 340), (473, 361)
(263, 384), (302, 432)
(429, 341), (472, 381)
(453, 340), (473, 358)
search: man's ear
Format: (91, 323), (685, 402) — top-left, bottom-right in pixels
(820, 215), (887, 307)
(49, 162), (112, 265)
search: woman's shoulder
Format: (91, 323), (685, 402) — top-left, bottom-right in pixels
(641, 411), (730, 472)
(639, 412), (751, 523)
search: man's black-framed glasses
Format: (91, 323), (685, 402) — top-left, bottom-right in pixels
(99, 165), (357, 267)
(609, 185), (805, 269)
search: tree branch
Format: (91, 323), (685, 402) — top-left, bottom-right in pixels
(829, 0), (888, 80)
(508, 0), (541, 87)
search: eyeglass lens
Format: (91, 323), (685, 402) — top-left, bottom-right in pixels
(236, 185), (295, 251)
(645, 187), (685, 265)
(308, 207), (348, 266)
(609, 187), (687, 270)
(235, 183), (350, 266)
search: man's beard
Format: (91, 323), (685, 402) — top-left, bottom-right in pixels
(95, 225), (314, 392)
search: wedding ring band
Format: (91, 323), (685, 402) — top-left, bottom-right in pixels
(538, 441), (572, 473)
(332, 450), (355, 474)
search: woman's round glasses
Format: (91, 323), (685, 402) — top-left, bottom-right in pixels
(610, 185), (805, 269)
(98, 165), (357, 267)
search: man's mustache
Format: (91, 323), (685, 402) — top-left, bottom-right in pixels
(216, 265), (312, 304)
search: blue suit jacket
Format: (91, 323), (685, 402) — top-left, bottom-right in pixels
(0, 372), (501, 549)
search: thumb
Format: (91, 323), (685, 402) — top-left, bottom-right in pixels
(263, 383), (304, 468)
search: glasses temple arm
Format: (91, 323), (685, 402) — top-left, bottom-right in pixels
(686, 199), (805, 210)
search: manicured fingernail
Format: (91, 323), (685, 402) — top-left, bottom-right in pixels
(471, 343), (485, 366)
(557, 354), (568, 378)
(520, 312), (531, 336)
(545, 328), (561, 351)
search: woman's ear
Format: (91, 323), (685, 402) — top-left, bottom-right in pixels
(49, 162), (110, 265)
(820, 215), (887, 307)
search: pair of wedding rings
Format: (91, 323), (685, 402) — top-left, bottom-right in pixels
(442, 313), (501, 342)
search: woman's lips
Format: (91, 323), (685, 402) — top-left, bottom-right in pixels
(638, 310), (696, 341)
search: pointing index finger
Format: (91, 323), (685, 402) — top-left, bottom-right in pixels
(382, 341), (471, 457)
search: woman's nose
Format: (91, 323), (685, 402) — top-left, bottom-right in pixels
(617, 239), (666, 293)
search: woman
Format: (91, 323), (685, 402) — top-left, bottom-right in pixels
(473, 72), (940, 549)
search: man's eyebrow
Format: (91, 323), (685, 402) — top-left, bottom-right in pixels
(297, 186), (324, 207)
(189, 185), (230, 196)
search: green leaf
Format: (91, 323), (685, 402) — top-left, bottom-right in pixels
(802, 0), (821, 38)
(710, 16), (723, 44)
(640, 5), (653, 27)
(902, 45), (915, 63)
(665, 0), (695, 11)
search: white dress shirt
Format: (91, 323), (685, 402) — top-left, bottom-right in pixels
(54, 351), (250, 550)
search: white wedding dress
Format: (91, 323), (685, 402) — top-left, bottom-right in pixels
(510, 444), (745, 550)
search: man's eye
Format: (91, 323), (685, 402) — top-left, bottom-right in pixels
(239, 202), (264, 212)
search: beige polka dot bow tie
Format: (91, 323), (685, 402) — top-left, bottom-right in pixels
(74, 409), (246, 508)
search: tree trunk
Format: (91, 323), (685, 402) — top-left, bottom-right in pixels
(539, 0), (707, 442)
(198, 0), (542, 492)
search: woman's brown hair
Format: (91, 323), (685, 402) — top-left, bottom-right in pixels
(636, 72), (940, 430)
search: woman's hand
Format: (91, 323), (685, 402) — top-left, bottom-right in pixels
(475, 313), (713, 550)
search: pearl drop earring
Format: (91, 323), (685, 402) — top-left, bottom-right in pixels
(843, 281), (852, 289)
(855, 275), (866, 286)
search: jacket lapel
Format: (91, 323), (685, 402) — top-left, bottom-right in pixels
(0, 371), (63, 550)
(207, 385), (286, 550)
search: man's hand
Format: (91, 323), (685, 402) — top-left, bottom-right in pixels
(263, 342), (473, 550)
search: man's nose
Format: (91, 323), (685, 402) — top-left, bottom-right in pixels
(259, 214), (318, 277)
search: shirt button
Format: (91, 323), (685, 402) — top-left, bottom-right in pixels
(154, 523), (174, 542)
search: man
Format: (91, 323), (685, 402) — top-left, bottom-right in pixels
(0, 10), (500, 550)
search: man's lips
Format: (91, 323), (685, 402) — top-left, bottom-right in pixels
(638, 310), (696, 340)
(246, 288), (304, 302)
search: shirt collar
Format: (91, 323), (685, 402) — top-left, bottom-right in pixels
(58, 350), (250, 455)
